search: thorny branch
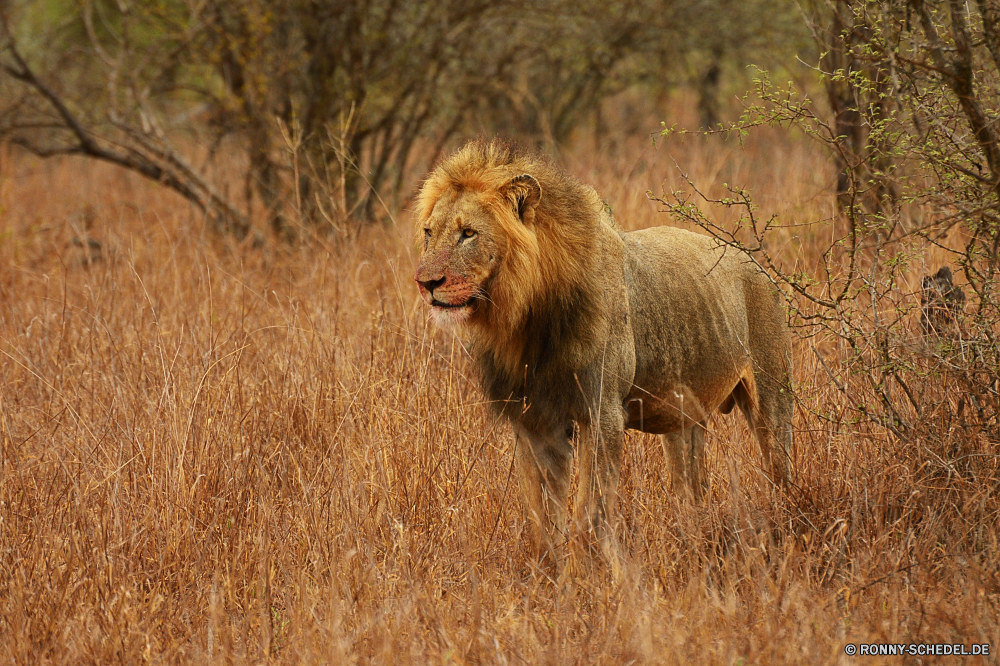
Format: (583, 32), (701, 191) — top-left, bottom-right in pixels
(652, 0), (1000, 441)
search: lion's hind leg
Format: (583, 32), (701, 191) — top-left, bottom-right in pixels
(737, 371), (792, 487)
(742, 277), (794, 487)
(658, 384), (710, 501)
(661, 420), (708, 501)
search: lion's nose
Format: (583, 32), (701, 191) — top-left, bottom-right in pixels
(418, 276), (445, 293)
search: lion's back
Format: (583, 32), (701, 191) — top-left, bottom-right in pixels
(622, 225), (783, 395)
(623, 225), (760, 315)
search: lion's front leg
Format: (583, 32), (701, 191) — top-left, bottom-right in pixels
(573, 409), (626, 573)
(513, 423), (573, 565)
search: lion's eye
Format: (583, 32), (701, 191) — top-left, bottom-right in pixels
(424, 228), (431, 237)
(461, 229), (477, 239)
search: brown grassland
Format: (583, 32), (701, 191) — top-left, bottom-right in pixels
(1, 106), (998, 663)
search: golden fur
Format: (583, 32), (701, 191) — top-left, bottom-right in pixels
(415, 139), (793, 567)
(414, 141), (603, 372)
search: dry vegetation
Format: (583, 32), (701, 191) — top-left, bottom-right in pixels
(1, 107), (998, 663)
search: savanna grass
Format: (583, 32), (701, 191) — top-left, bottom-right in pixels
(1, 116), (998, 663)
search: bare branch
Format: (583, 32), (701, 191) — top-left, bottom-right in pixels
(0, 17), (253, 240)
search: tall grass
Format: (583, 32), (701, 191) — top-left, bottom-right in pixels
(1, 119), (997, 664)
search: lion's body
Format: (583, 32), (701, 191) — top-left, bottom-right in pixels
(622, 227), (790, 433)
(415, 140), (792, 564)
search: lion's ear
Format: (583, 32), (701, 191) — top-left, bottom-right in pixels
(505, 174), (542, 224)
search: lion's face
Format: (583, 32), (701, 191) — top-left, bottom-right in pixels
(415, 190), (506, 328)
(415, 174), (541, 330)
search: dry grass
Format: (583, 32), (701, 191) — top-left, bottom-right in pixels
(1, 120), (998, 664)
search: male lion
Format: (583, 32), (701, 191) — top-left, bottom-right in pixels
(414, 140), (793, 564)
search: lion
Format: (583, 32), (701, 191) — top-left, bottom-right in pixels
(414, 139), (793, 565)
(920, 266), (965, 337)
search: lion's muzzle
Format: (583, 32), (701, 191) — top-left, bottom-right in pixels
(416, 273), (446, 296)
(415, 261), (477, 315)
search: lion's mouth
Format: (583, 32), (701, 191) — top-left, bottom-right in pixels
(431, 298), (472, 309)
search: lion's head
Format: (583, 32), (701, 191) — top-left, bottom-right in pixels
(414, 165), (541, 330)
(414, 141), (607, 385)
